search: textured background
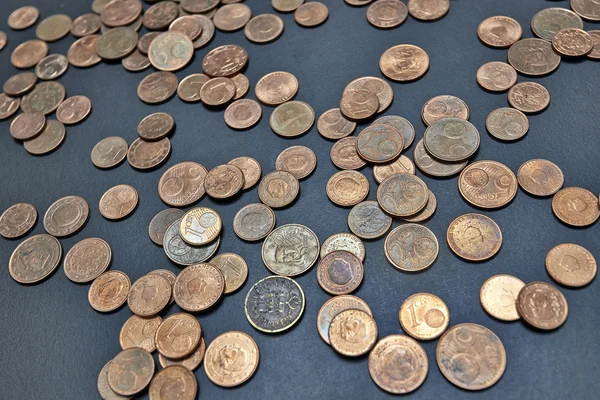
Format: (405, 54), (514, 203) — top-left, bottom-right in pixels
(0, 0), (599, 399)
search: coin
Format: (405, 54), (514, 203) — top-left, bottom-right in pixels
(380, 44), (429, 81)
(119, 315), (162, 352)
(204, 331), (259, 387)
(413, 139), (467, 177)
(517, 281), (568, 330)
(0, 31), (6, 50)
(200, 77), (236, 106)
(36, 14), (72, 41)
(233, 203), (276, 241)
(256, 71), (298, 106)
(0, 95), (20, 121)
(143, 1), (179, 30)
(149, 365), (197, 400)
(63, 238), (111, 283)
(173, 263), (225, 312)
(422, 95), (469, 126)
(262, 224), (319, 276)
(480, 274), (525, 321)
(552, 28), (593, 56)
(531, 7), (583, 41)
(275, 146), (316, 179)
(399, 292), (449, 341)
(138, 112), (175, 141)
(9, 234), (61, 284)
(163, 219), (220, 265)
(3, 72), (37, 97)
(68, 35), (102, 68)
(447, 213), (502, 261)
(91, 136), (128, 169)
(329, 309), (377, 357)
(372, 117), (414, 150)
(138, 32), (161, 54)
(476, 61), (517, 92)
(245, 14), (284, 43)
(56, 96), (91, 125)
(245, 275), (305, 332)
(23, 119), (65, 155)
(317, 108), (356, 140)
(44, 195), (89, 237)
(507, 38), (561, 76)
(377, 173), (428, 216)
(477, 16), (522, 48)
(202, 44), (248, 77)
(224, 99), (262, 129)
(148, 32), (193, 72)
(158, 162), (207, 207)
(97, 360), (129, 400)
(101, 0), (143, 28)
(191, 15), (215, 49)
(273, 0), (305, 12)
(347, 201), (391, 240)
(99, 185), (138, 220)
(71, 13), (102, 37)
(517, 159), (564, 196)
(258, 170), (300, 208)
(231, 74), (250, 100)
(108, 348), (154, 396)
(8, 6), (40, 30)
(295, 2), (329, 27)
(437, 323), (506, 390)
(137, 72), (178, 103)
(356, 124), (403, 163)
(128, 274), (171, 317)
(181, 0), (220, 14)
(11, 40), (48, 69)
(407, 0), (449, 21)
(485, 107), (529, 141)
(177, 74), (209, 102)
(424, 118), (480, 162)
(170, 16), (203, 41)
(369, 334), (428, 394)
(330, 136), (367, 169)
(508, 81), (551, 113)
(317, 295), (371, 344)
(572, 0), (600, 21)
(367, 1), (407, 29)
(228, 156), (262, 189)
(326, 170), (369, 207)
(127, 137), (171, 169)
(88, 271), (131, 312)
(155, 312), (202, 359)
(0, 203), (37, 239)
(403, 189), (436, 222)
(96, 27), (138, 60)
(317, 250), (364, 295)
(101, 15), (142, 33)
(458, 160), (518, 208)
(204, 164), (245, 199)
(552, 187), (600, 227)
(214, 4), (252, 31)
(321, 233), (365, 262)
(546, 243), (597, 287)
(385, 224), (438, 271)
(122, 49), (151, 72)
(340, 89), (379, 121)
(158, 337), (205, 371)
(10, 112), (45, 140)
(373, 157), (415, 184)
(211, 253), (248, 294)
(179, 207), (221, 246)
(21, 81), (65, 115)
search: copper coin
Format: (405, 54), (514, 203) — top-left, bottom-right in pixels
(21, 81), (65, 115)
(372, 116), (414, 149)
(485, 107), (529, 141)
(68, 35), (102, 68)
(458, 160), (518, 208)
(9, 234), (61, 284)
(233, 203), (276, 241)
(326, 170), (369, 207)
(517, 159), (564, 196)
(546, 243), (597, 287)
(211, 253), (248, 294)
(552, 28), (593, 56)
(275, 145), (317, 179)
(399, 292), (449, 340)
(44, 195), (89, 237)
(99, 184), (138, 220)
(127, 137), (171, 169)
(149, 209), (185, 245)
(149, 365), (197, 400)
(447, 213), (502, 261)
(202, 44), (248, 77)
(552, 187), (600, 226)
(138, 32), (161, 54)
(256, 71), (299, 106)
(36, 14), (72, 41)
(348, 200), (392, 239)
(204, 331), (259, 387)
(356, 124), (404, 163)
(476, 61), (517, 92)
(477, 16), (522, 48)
(128, 274), (171, 317)
(177, 73), (209, 102)
(108, 348), (154, 396)
(377, 173), (428, 217)
(56, 96), (91, 125)
(231, 73), (250, 99)
(329, 310), (377, 358)
(421, 95), (469, 126)
(0, 203), (37, 239)
(317, 108), (356, 140)
(258, 170), (300, 208)
(155, 312), (201, 359)
(137, 72), (178, 103)
(96, 27), (138, 60)
(531, 7), (583, 41)
(97, 360), (129, 400)
(572, 0), (600, 21)
(340, 89), (379, 121)
(3, 72), (37, 97)
(88, 270), (131, 312)
(413, 139), (467, 177)
(262, 224), (320, 276)
(272, 0), (305, 13)
(224, 99), (262, 129)
(373, 156), (415, 183)
(367, 0), (408, 29)
(179, 207), (221, 246)
(8, 6), (40, 30)
(507, 38), (561, 76)
(71, 13), (102, 37)
(317, 250), (364, 295)
(517, 282), (568, 330)
(295, 2), (329, 27)
(158, 337), (205, 371)
(344, 76), (393, 114)
(214, 4), (252, 31)
(480, 274), (525, 321)
(148, 32), (193, 72)
(369, 335), (428, 394)
(0, 31), (7, 50)
(385, 224), (439, 271)
(173, 263), (225, 312)
(23, 119), (65, 155)
(270, 101), (315, 136)
(508, 81), (550, 113)
(158, 162), (208, 207)
(120, 315), (163, 352)
(101, 15), (142, 33)
(11, 40), (48, 69)
(10, 112), (45, 140)
(191, 15), (215, 49)
(317, 295), (371, 344)
(163, 219), (220, 265)
(204, 164), (245, 199)
(424, 118), (480, 162)
(143, 1), (179, 30)
(321, 233), (365, 262)
(147, 269), (177, 305)
(407, 0), (449, 21)
(122, 49), (151, 72)
(138, 112), (175, 141)
(181, 0), (220, 14)
(437, 323), (506, 390)
(228, 156), (262, 189)
(199, 77), (236, 106)
(0, 94), (20, 120)
(587, 30), (600, 59)
(170, 16), (203, 41)
(245, 14), (284, 43)
(91, 136), (128, 169)
(63, 238), (111, 283)
(101, 0), (143, 28)
(403, 189), (436, 222)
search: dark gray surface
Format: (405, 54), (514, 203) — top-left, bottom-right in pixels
(0, 0), (599, 399)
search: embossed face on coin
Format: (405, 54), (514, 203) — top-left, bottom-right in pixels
(458, 160), (518, 209)
(447, 214), (502, 261)
(44, 196), (89, 237)
(262, 224), (319, 276)
(480, 274), (525, 321)
(276, 146), (317, 179)
(9, 234), (62, 284)
(546, 244), (597, 287)
(347, 201), (392, 239)
(317, 294), (372, 344)
(331, 137), (367, 170)
(107, 347), (154, 396)
(517, 159), (564, 196)
(127, 137), (171, 169)
(517, 282), (568, 330)
(88, 271), (131, 312)
(327, 170), (370, 207)
(317, 250), (364, 295)
(173, 263), (225, 312)
(224, 99), (262, 130)
(64, 238), (111, 283)
(329, 309), (377, 357)
(399, 293), (449, 340)
(233, 203), (276, 241)
(385, 224), (439, 271)
(204, 331), (260, 387)
(552, 187), (600, 227)
(258, 171), (300, 208)
(138, 112), (175, 141)
(0, 203), (37, 239)
(127, 274), (172, 317)
(204, 164), (245, 199)
(367, 0), (408, 29)
(377, 173), (428, 217)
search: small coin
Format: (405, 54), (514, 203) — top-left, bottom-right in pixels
(204, 164), (245, 199)
(480, 274), (525, 321)
(379, 44), (429, 82)
(403, 189), (436, 222)
(356, 124), (404, 163)
(233, 203), (276, 241)
(329, 309), (377, 357)
(44, 195), (89, 237)
(347, 201), (391, 240)
(10, 112), (46, 140)
(91, 136), (128, 169)
(68, 35), (102, 68)
(262, 224), (319, 276)
(23, 119), (65, 155)
(71, 13), (102, 37)
(96, 27), (138, 60)
(173, 263), (225, 312)
(122, 49), (150, 72)
(485, 107), (529, 141)
(372, 116), (414, 150)
(63, 238), (111, 283)
(138, 32), (161, 54)
(177, 74), (210, 102)
(224, 99), (262, 129)
(149, 365), (197, 400)
(377, 173), (428, 217)
(21, 81), (66, 115)
(181, 0), (220, 14)
(170, 16), (203, 41)
(191, 15), (215, 49)
(317, 108), (356, 140)
(147, 269), (177, 305)
(99, 184), (138, 220)
(200, 77), (236, 106)
(507, 38), (561, 76)
(517, 159), (564, 196)
(422, 95), (469, 126)
(273, 0), (305, 13)
(476, 61), (517, 92)
(552, 28), (593, 56)
(477, 16), (522, 48)
(508, 81), (551, 113)
(148, 32), (193, 72)
(205, 331), (259, 387)
(256, 71), (298, 106)
(424, 118), (480, 162)
(88, 271), (131, 312)
(369, 335), (428, 394)
(245, 275), (305, 332)
(0, 32), (6, 51)
(155, 312), (201, 359)
(119, 315), (162, 352)
(447, 213), (502, 261)
(245, 14), (284, 43)
(0, 94), (20, 120)
(8, 6), (40, 30)
(458, 160), (518, 209)
(158, 162), (207, 207)
(3, 72), (37, 97)
(317, 295), (371, 344)
(163, 219), (220, 265)
(214, 4), (252, 31)
(546, 243), (597, 287)
(385, 224), (438, 271)
(276, 146), (316, 179)
(295, 2), (329, 27)
(101, 15), (142, 34)
(340, 89), (379, 121)
(0, 203), (37, 239)
(179, 207), (221, 246)
(258, 170), (300, 208)
(202, 44), (248, 77)
(143, 1), (179, 30)
(587, 31), (600, 59)
(36, 14), (72, 42)
(9, 234), (61, 284)
(97, 360), (129, 400)
(437, 324), (506, 390)
(367, 0), (408, 29)
(138, 112), (175, 142)
(330, 137), (367, 170)
(373, 156), (415, 184)
(101, 0), (143, 28)
(137, 71), (178, 104)
(317, 250), (364, 295)
(327, 170), (369, 207)
(407, 0), (449, 21)
(531, 7), (583, 41)
(344, 76), (393, 114)
(399, 293), (449, 340)
(128, 274), (171, 317)
(228, 156), (262, 189)
(211, 253), (248, 294)
(552, 187), (600, 227)
(108, 348), (154, 396)
(159, 337), (205, 371)
(231, 74), (250, 100)
(413, 139), (467, 177)
(517, 282), (568, 330)
(12, 40), (48, 69)
(571, 0), (600, 21)
(56, 96), (91, 125)
(127, 137), (171, 169)
(321, 233), (365, 262)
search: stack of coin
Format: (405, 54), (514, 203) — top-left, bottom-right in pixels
(126, 112), (173, 169)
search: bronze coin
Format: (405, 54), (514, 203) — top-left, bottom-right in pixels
(127, 137), (171, 169)
(10, 112), (46, 140)
(588, 30), (600, 59)
(0, 31), (7, 51)
(373, 156), (415, 183)
(8, 6), (40, 30)
(552, 187), (600, 227)
(91, 136), (128, 169)
(202, 44), (248, 77)
(485, 107), (529, 141)
(356, 124), (404, 163)
(224, 99), (262, 129)
(255, 71), (299, 106)
(270, 101), (315, 137)
(96, 27), (138, 60)
(21, 81), (65, 115)
(546, 243), (597, 287)
(318, 108), (356, 140)
(531, 7), (583, 41)
(108, 348), (154, 396)
(340, 89), (379, 121)
(88, 270), (131, 312)
(262, 224), (320, 276)
(233, 203), (276, 241)
(372, 116), (414, 149)
(181, 0), (220, 14)
(12, 40), (48, 69)
(128, 274), (171, 317)
(97, 360), (129, 400)
(258, 170), (300, 208)
(149, 209), (185, 246)
(0, 203), (37, 239)
(517, 282), (568, 330)
(137, 71), (178, 104)
(272, 0), (305, 13)
(9, 234), (61, 284)
(177, 73), (210, 102)
(508, 81), (550, 113)
(56, 96), (91, 125)
(99, 184), (139, 220)
(295, 2), (329, 27)
(245, 14), (284, 43)
(317, 250), (364, 295)
(507, 38), (561, 76)
(191, 15), (215, 49)
(367, 0), (408, 29)
(231, 73), (250, 99)
(122, 50), (151, 72)
(422, 95), (469, 126)
(24, 119), (65, 155)
(101, 15), (142, 34)
(143, 1), (179, 30)
(399, 292), (450, 340)
(0, 94), (20, 121)
(137, 112), (175, 141)
(275, 145), (317, 179)
(214, 3), (252, 31)
(480, 274), (525, 321)
(137, 31), (161, 54)
(149, 365), (197, 400)
(36, 14), (72, 42)
(147, 269), (177, 304)
(476, 61), (517, 92)
(204, 164), (245, 199)
(329, 310), (377, 357)
(199, 77), (236, 106)
(403, 189), (436, 222)
(179, 207), (221, 246)
(379, 44), (429, 82)
(101, 0), (143, 28)
(158, 337), (205, 371)
(348, 200), (392, 239)
(119, 315), (163, 352)
(71, 13), (102, 37)
(407, 0), (449, 21)
(331, 137), (367, 170)
(63, 238), (111, 283)
(158, 161), (208, 206)
(155, 312), (202, 359)
(326, 170), (369, 207)
(552, 28), (593, 56)
(173, 263), (225, 312)
(385, 224), (439, 271)
(228, 156), (262, 189)
(211, 253), (248, 294)
(204, 331), (259, 387)
(424, 118), (480, 162)
(148, 32), (194, 72)
(321, 233), (365, 262)
(517, 159), (564, 196)
(572, 0), (600, 21)
(170, 16), (203, 41)
(377, 173), (428, 216)
(477, 16), (522, 48)
(317, 294), (371, 344)
(68, 35), (102, 68)
(413, 138), (467, 177)
(3, 72), (37, 97)
(163, 219), (220, 266)
(44, 195), (89, 237)
(458, 160), (518, 209)
(344, 76), (393, 114)
(447, 213), (502, 261)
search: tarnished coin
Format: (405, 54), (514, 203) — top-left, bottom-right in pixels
(177, 74), (209, 102)
(205, 331), (259, 387)
(422, 95), (469, 126)
(517, 282), (568, 330)
(108, 348), (154, 396)
(552, 28), (593, 56)
(3, 73), (37, 97)
(68, 35), (102, 68)
(262, 224), (319, 276)
(159, 337), (205, 371)
(329, 309), (377, 357)
(120, 315), (163, 352)
(224, 99), (262, 129)
(508, 81), (550, 113)
(424, 118), (480, 162)
(214, 4), (252, 31)
(380, 44), (429, 81)
(101, 15), (142, 33)
(122, 50), (150, 72)
(149, 209), (185, 246)
(137, 72), (178, 104)
(321, 233), (365, 262)
(317, 250), (364, 295)
(138, 32), (161, 54)
(233, 203), (276, 241)
(344, 77), (393, 114)
(92, 136), (128, 169)
(228, 156), (262, 189)
(571, 0), (600, 21)
(400, 293), (449, 340)
(295, 2), (329, 27)
(385, 224), (438, 271)
(0, 94), (20, 120)
(71, 13), (102, 37)
(330, 137), (367, 170)
(476, 62), (517, 92)
(372, 116), (414, 150)
(158, 162), (207, 207)
(367, 0), (408, 29)
(97, 360), (130, 400)
(531, 7), (583, 41)
(149, 365), (197, 400)
(143, 1), (179, 30)
(36, 14), (72, 42)
(403, 189), (436, 222)
(552, 187), (600, 227)
(211, 253), (248, 294)
(0, 203), (37, 239)
(96, 27), (138, 60)
(369, 335), (428, 394)
(270, 101), (314, 136)
(486, 107), (529, 141)
(458, 160), (518, 209)
(99, 185), (138, 220)
(12, 40), (48, 69)
(199, 77), (236, 106)
(192, 15), (215, 49)
(173, 263), (225, 312)
(477, 16), (522, 48)
(377, 173), (428, 217)
(101, 0), (143, 28)
(9, 234), (61, 284)
(373, 156), (415, 183)
(56, 96), (91, 125)
(258, 170), (300, 208)
(127, 137), (171, 169)
(348, 201), (392, 239)
(181, 0), (220, 14)
(245, 14), (284, 43)
(437, 324), (506, 390)
(507, 38), (561, 76)
(8, 6), (40, 30)
(317, 295), (371, 344)
(0, 32), (5, 51)
(480, 274), (525, 321)
(276, 146), (316, 179)
(204, 164), (245, 199)
(138, 113), (175, 141)
(407, 0), (449, 21)
(245, 275), (305, 333)
(88, 271), (131, 312)
(10, 112), (46, 140)
(317, 108), (356, 140)
(231, 74), (250, 99)
(155, 312), (201, 359)
(147, 269), (177, 305)
(44, 196), (89, 237)
(356, 124), (404, 163)
(272, 0), (305, 13)
(23, 119), (65, 155)
(256, 71), (298, 106)
(128, 274), (171, 317)
(179, 207), (221, 246)
(148, 32), (193, 72)
(202, 44), (248, 77)
(163, 219), (220, 265)
(21, 81), (65, 115)
(517, 159), (564, 196)
(413, 139), (467, 177)
(546, 243), (597, 287)
(63, 238), (111, 283)
(327, 170), (369, 207)
(447, 214), (502, 261)
(170, 16), (203, 41)
(340, 89), (379, 121)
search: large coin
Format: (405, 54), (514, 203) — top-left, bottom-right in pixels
(384, 224), (438, 271)
(68, 36), (102, 68)
(224, 99), (262, 130)
(233, 203), (276, 241)
(179, 207), (221, 246)
(0, 203), (37, 239)
(149, 365), (197, 400)
(507, 38), (561, 76)
(96, 27), (138, 60)
(91, 136), (128, 169)
(99, 185), (138, 220)
(571, 0), (600, 21)
(348, 200), (392, 239)
(211, 253), (248, 294)
(317, 250), (364, 295)
(21, 81), (66, 115)
(270, 101), (314, 137)
(480, 274), (525, 321)
(148, 32), (193, 72)
(407, 0), (449, 21)
(97, 360), (129, 400)
(9, 234), (62, 284)
(317, 294), (372, 344)
(158, 162), (208, 207)
(552, 28), (594, 56)
(10, 112), (46, 140)
(155, 313), (202, 359)
(88, 271), (131, 312)
(458, 160), (518, 209)
(204, 331), (259, 387)
(245, 14), (284, 43)
(317, 108), (356, 140)
(517, 159), (564, 196)
(8, 6), (40, 30)
(546, 243), (597, 287)
(202, 44), (248, 77)
(56, 96), (91, 125)
(228, 157), (262, 189)
(508, 81), (551, 113)
(23, 120), (65, 155)
(326, 170), (369, 207)
(372, 116), (415, 149)
(476, 61), (517, 92)
(173, 263), (224, 312)
(163, 219), (220, 265)
(552, 187), (600, 226)
(127, 274), (171, 317)
(204, 164), (245, 199)
(485, 107), (529, 141)
(399, 292), (449, 340)
(258, 170), (300, 208)
(137, 72), (178, 103)
(377, 173), (428, 217)
(295, 2), (329, 27)
(101, 0), (143, 28)
(531, 7), (583, 41)
(367, 0), (408, 29)
(447, 213), (502, 261)
(373, 156), (415, 183)
(356, 124), (404, 164)
(413, 139), (467, 177)
(517, 282), (568, 330)
(127, 137), (171, 169)
(44, 195), (89, 237)
(256, 71), (299, 106)
(340, 89), (379, 121)
(119, 315), (162, 352)
(477, 16), (522, 48)
(138, 112), (175, 141)
(379, 44), (429, 81)
(262, 224), (319, 276)
(422, 95), (469, 126)
(107, 348), (154, 396)
(276, 146), (316, 179)
(330, 137), (367, 170)
(329, 309), (377, 357)
(36, 14), (72, 42)
(12, 40), (48, 69)
(63, 238), (111, 283)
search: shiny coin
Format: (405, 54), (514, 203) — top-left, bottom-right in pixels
(507, 38), (561, 76)
(413, 138), (468, 177)
(36, 14), (72, 42)
(147, 269), (177, 305)
(517, 159), (564, 196)
(258, 170), (300, 208)
(128, 274), (171, 317)
(231, 73), (250, 99)
(96, 27), (138, 60)
(9, 234), (61, 284)
(480, 274), (525, 321)
(122, 49), (151, 72)
(8, 6), (40, 30)
(205, 332), (259, 387)
(228, 156), (262, 189)
(211, 253), (248, 294)
(179, 207), (221, 246)
(155, 312), (201, 359)
(200, 77), (236, 106)
(340, 89), (379, 121)
(88, 270), (131, 312)
(3, 73), (36, 98)
(11, 40), (48, 69)
(356, 124), (404, 163)
(317, 250), (364, 295)
(245, 14), (284, 43)
(373, 156), (415, 183)
(476, 61), (517, 92)
(508, 81), (550, 113)
(399, 292), (449, 340)
(317, 295), (371, 344)
(517, 282), (568, 330)
(101, 0), (143, 28)
(327, 170), (369, 207)
(447, 214), (502, 261)
(0, 94), (20, 120)
(329, 310), (377, 356)
(202, 44), (248, 77)
(159, 337), (205, 371)
(120, 315), (163, 352)
(158, 162), (208, 207)
(380, 44), (429, 81)
(127, 137), (171, 169)
(0, 203), (37, 239)
(91, 136), (128, 169)
(97, 360), (129, 400)
(214, 3), (252, 31)
(137, 71), (178, 103)
(367, 0), (408, 29)
(23, 119), (65, 155)
(321, 233), (365, 262)
(385, 224), (438, 271)
(181, 0), (220, 14)
(317, 108), (356, 140)
(173, 263), (225, 312)
(421, 95), (469, 126)
(377, 173), (428, 217)
(71, 13), (102, 37)
(348, 201), (391, 239)
(477, 16), (522, 48)
(344, 76), (393, 114)
(170, 16), (203, 41)
(424, 118), (480, 162)
(276, 146), (317, 179)
(295, 2), (329, 27)
(99, 185), (138, 220)
(149, 365), (197, 400)
(56, 96), (91, 125)
(148, 32), (193, 72)
(372, 116), (414, 149)
(407, 0), (449, 21)
(10, 112), (46, 140)
(68, 35), (102, 68)
(138, 32), (161, 54)
(571, 0), (600, 21)
(485, 107), (529, 141)
(224, 99), (262, 129)
(552, 28), (593, 56)
(163, 219), (220, 265)
(204, 164), (245, 199)
(531, 7), (583, 41)
(138, 112), (175, 141)
(273, 0), (305, 12)
(233, 203), (276, 241)
(143, 1), (179, 30)
(256, 71), (298, 106)
(552, 187), (600, 227)
(149, 209), (185, 246)
(262, 224), (319, 276)
(44, 195), (89, 237)
(21, 81), (65, 115)
(177, 73), (209, 102)
(108, 348), (154, 396)
(546, 243), (597, 287)
(63, 238), (111, 283)
(403, 189), (436, 222)
(192, 15), (215, 49)
(458, 160), (518, 208)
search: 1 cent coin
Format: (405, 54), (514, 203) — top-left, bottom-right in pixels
(486, 107), (529, 141)
(262, 224), (320, 276)
(91, 136), (128, 169)
(552, 187), (599, 227)
(477, 16), (522, 48)
(23, 120), (65, 155)
(367, 0), (408, 29)
(0, 94), (20, 120)
(108, 348), (154, 396)
(421, 95), (469, 126)
(9, 234), (62, 284)
(385, 224), (438, 271)
(377, 173), (428, 217)
(56, 96), (92, 125)
(44, 195), (89, 237)
(258, 170), (300, 208)
(127, 137), (171, 169)
(68, 35), (102, 68)
(276, 146), (317, 179)
(330, 137), (367, 170)
(329, 309), (377, 357)
(88, 271), (131, 312)
(64, 238), (111, 283)
(10, 112), (46, 140)
(476, 61), (517, 92)
(99, 185), (138, 220)
(173, 263), (225, 312)
(163, 219), (220, 266)
(517, 159), (564, 196)
(138, 112), (175, 141)
(128, 274), (171, 317)
(35, 54), (69, 81)
(158, 162), (208, 207)
(517, 282), (568, 330)
(71, 13), (102, 37)
(149, 365), (197, 400)
(233, 203), (276, 241)
(199, 77), (236, 106)
(356, 124), (404, 163)
(480, 274), (525, 321)
(447, 213), (502, 261)
(211, 253), (248, 294)
(155, 312), (202, 359)
(327, 170), (369, 207)
(317, 294), (372, 344)
(317, 250), (364, 295)
(270, 101), (315, 137)
(179, 207), (221, 246)
(204, 331), (259, 387)
(348, 201), (392, 239)
(508, 81), (551, 113)
(158, 337), (205, 371)
(119, 315), (163, 352)
(177, 73), (209, 102)
(256, 71), (299, 106)
(0, 203), (37, 239)
(228, 156), (262, 189)
(458, 160), (518, 209)
(379, 44), (429, 81)
(317, 108), (356, 140)
(400, 293), (449, 340)
(546, 243), (597, 287)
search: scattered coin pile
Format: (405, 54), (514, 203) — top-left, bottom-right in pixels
(1, 0), (600, 398)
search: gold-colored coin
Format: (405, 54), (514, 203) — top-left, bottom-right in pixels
(399, 293), (449, 340)
(480, 274), (525, 321)
(179, 207), (222, 246)
(329, 309), (377, 357)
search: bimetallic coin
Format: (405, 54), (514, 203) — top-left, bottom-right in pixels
(486, 108), (529, 141)
(11, 40), (48, 69)
(413, 139), (467, 177)
(245, 14), (284, 43)
(91, 136), (128, 169)
(228, 156), (262, 189)
(8, 6), (40, 30)
(177, 74), (210, 102)
(407, 0), (450, 21)
(127, 137), (171, 169)
(119, 315), (163, 352)
(258, 170), (300, 208)
(0, 203), (37, 239)
(202, 44), (248, 77)
(348, 201), (392, 239)
(163, 219), (220, 265)
(143, 1), (179, 30)
(295, 2), (329, 27)
(179, 207), (221, 246)
(480, 274), (525, 321)
(458, 160), (518, 209)
(531, 7), (583, 41)
(137, 72), (178, 104)
(399, 293), (449, 340)
(214, 4), (252, 32)
(379, 44), (429, 82)
(71, 13), (102, 37)
(200, 77), (236, 106)
(68, 36), (102, 68)
(546, 243), (597, 287)
(158, 162), (208, 207)
(224, 99), (262, 129)
(64, 238), (111, 283)
(571, 0), (600, 21)
(155, 313), (202, 359)
(377, 173), (429, 217)
(317, 294), (372, 344)
(173, 263), (224, 312)
(552, 187), (600, 227)
(270, 101), (314, 137)
(517, 159), (564, 196)
(99, 185), (138, 220)
(422, 95), (469, 126)
(276, 146), (317, 179)
(204, 164), (245, 199)
(138, 112), (175, 141)
(149, 365), (197, 400)
(476, 62), (517, 92)
(330, 137), (367, 170)
(508, 38), (561, 76)
(403, 189), (437, 222)
(21, 81), (66, 115)
(211, 253), (248, 294)
(329, 310), (377, 357)
(204, 331), (259, 387)
(158, 337), (205, 371)
(96, 27), (138, 60)
(373, 156), (415, 183)
(9, 234), (61, 284)
(56, 96), (91, 125)
(24, 120), (65, 155)
(340, 89), (379, 121)
(44, 196), (89, 237)
(36, 14), (72, 42)
(233, 203), (276, 241)
(128, 274), (171, 317)
(101, 0), (143, 28)
(356, 124), (404, 163)
(372, 116), (415, 150)
(317, 108), (356, 140)
(517, 282), (568, 330)
(262, 224), (319, 276)
(321, 233), (366, 262)
(447, 214), (502, 261)
(385, 224), (439, 271)
(508, 81), (550, 113)
(122, 50), (151, 72)
(552, 28), (593, 56)
(88, 271), (131, 312)
(317, 250), (364, 295)
(477, 16), (522, 48)
(326, 170), (369, 207)
(35, 54), (69, 81)
(273, 0), (305, 13)
(148, 32), (193, 72)
(97, 360), (129, 400)
(367, 0), (408, 29)
(256, 71), (299, 106)
(0, 94), (20, 120)
(108, 348), (154, 396)
(10, 112), (46, 140)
